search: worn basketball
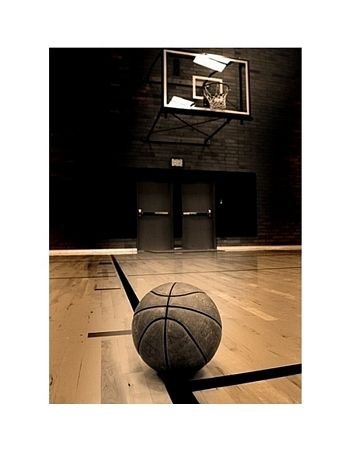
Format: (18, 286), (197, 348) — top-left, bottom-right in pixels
(131, 282), (222, 373)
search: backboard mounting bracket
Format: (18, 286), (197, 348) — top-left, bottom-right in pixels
(145, 109), (236, 146)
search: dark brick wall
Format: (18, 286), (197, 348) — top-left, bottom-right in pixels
(50, 48), (301, 248)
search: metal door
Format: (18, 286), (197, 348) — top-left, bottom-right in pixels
(137, 182), (173, 251)
(182, 183), (215, 249)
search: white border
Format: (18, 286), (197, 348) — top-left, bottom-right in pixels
(192, 75), (224, 100)
(217, 245), (302, 252)
(49, 248), (137, 256)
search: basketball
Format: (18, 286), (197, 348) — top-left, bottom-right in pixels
(131, 282), (222, 373)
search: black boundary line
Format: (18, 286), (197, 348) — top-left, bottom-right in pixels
(127, 266), (301, 277)
(111, 256), (199, 404)
(111, 256), (140, 311)
(190, 363), (302, 392)
(159, 375), (199, 404)
(134, 304), (222, 328)
(167, 364), (302, 403)
(88, 330), (132, 338)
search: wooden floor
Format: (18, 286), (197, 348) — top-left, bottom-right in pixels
(49, 249), (301, 404)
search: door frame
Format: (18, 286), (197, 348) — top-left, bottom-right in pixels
(181, 181), (216, 250)
(136, 181), (174, 251)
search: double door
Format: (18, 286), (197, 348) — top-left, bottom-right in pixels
(137, 181), (215, 251)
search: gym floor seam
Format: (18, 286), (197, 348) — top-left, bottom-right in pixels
(126, 266), (301, 277)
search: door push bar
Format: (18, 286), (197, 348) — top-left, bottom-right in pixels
(182, 209), (212, 218)
(137, 209), (212, 217)
(138, 209), (169, 217)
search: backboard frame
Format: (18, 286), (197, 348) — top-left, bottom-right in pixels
(162, 49), (251, 119)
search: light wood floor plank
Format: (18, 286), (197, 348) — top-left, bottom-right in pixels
(50, 251), (301, 404)
(194, 375), (301, 404)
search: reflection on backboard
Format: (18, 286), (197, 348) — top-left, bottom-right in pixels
(163, 49), (251, 118)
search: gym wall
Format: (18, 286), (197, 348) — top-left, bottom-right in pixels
(50, 48), (301, 249)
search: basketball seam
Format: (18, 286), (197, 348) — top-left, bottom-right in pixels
(164, 282), (176, 370)
(170, 305), (222, 328)
(134, 305), (167, 316)
(166, 317), (208, 366)
(134, 304), (222, 328)
(150, 291), (204, 297)
(136, 317), (164, 353)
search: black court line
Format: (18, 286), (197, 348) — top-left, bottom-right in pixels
(160, 364), (302, 404)
(94, 287), (121, 291)
(159, 375), (199, 404)
(111, 256), (140, 311)
(127, 266), (301, 277)
(190, 363), (302, 392)
(99, 262), (113, 265)
(88, 330), (132, 338)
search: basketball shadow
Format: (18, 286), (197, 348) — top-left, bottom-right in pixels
(158, 369), (199, 404)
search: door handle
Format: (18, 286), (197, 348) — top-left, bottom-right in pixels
(138, 209), (169, 217)
(183, 209), (212, 217)
(183, 211), (198, 216)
